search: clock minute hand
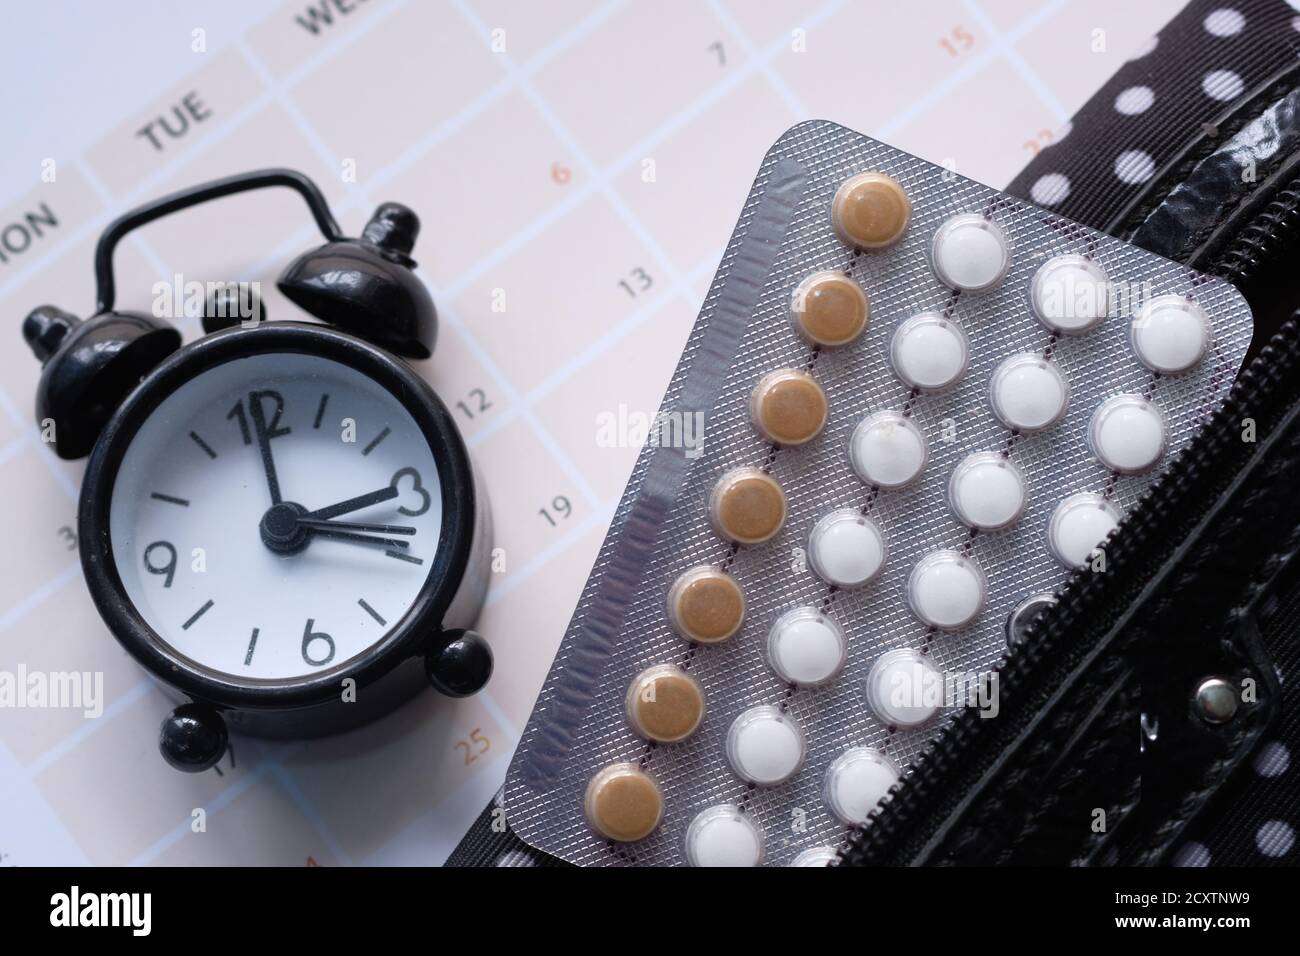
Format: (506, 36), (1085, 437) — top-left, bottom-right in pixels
(306, 486), (399, 520)
(309, 527), (411, 550)
(296, 518), (416, 536)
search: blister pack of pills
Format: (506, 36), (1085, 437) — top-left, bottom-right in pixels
(502, 121), (1254, 867)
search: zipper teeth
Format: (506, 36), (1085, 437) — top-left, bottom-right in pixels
(846, 198), (1300, 862)
(1215, 182), (1300, 288)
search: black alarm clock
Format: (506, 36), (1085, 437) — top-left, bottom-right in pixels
(21, 169), (493, 772)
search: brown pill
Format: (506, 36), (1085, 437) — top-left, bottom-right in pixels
(584, 763), (664, 842)
(831, 171), (911, 250)
(710, 466), (787, 545)
(668, 566), (746, 643)
(626, 664), (706, 743)
(791, 271), (870, 347)
(751, 369), (828, 445)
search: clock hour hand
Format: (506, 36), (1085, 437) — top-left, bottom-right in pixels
(248, 391), (283, 505)
(306, 485), (399, 520)
(296, 518), (416, 536)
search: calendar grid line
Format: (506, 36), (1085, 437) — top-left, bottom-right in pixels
(518, 257), (718, 410)
(16, 678), (153, 784)
(963, 0), (1071, 124)
(127, 759), (275, 867)
(876, 0), (1070, 142)
(704, 0), (818, 121)
(0, 435), (28, 469)
(0, 386), (80, 502)
(0, 561), (81, 636)
(257, 756), (358, 868)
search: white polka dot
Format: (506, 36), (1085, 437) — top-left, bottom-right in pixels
(1115, 86), (1155, 115)
(1254, 741), (1290, 778)
(1172, 841), (1211, 867)
(1203, 69), (1244, 101)
(1204, 8), (1245, 36)
(1131, 34), (1158, 59)
(1031, 173), (1070, 206)
(1256, 820), (1295, 858)
(1293, 15), (1300, 32)
(1114, 150), (1155, 185)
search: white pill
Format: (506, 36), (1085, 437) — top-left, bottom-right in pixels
(1088, 394), (1166, 474)
(790, 846), (839, 867)
(1131, 294), (1210, 373)
(726, 705), (805, 785)
(948, 452), (1026, 531)
(684, 804), (764, 867)
(906, 550), (986, 630)
(808, 508), (886, 587)
(931, 213), (1010, 292)
(767, 607), (848, 686)
(849, 410), (928, 489)
(890, 313), (969, 391)
(989, 353), (1069, 431)
(1031, 255), (1110, 334)
(866, 648), (943, 728)
(1048, 492), (1120, 568)
(823, 748), (900, 825)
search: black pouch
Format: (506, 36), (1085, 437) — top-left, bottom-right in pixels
(844, 0), (1300, 867)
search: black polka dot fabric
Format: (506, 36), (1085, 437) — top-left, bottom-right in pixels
(1169, 579), (1300, 867)
(1010, 0), (1300, 869)
(1008, 0), (1300, 232)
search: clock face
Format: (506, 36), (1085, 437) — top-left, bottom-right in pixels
(108, 351), (444, 681)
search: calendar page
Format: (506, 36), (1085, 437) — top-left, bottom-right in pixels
(0, 0), (1178, 866)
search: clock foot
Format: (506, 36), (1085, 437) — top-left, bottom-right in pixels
(159, 703), (229, 772)
(425, 629), (493, 698)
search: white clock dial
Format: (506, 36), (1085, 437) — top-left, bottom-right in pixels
(109, 352), (444, 680)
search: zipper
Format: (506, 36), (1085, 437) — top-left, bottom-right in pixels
(842, 194), (1300, 865)
(1212, 181), (1300, 290)
(1206, 176), (1300, 355)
